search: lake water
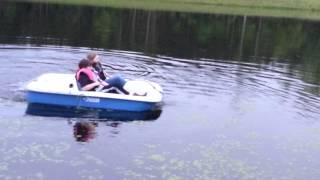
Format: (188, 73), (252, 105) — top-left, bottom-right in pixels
(1, 1), (320, 179)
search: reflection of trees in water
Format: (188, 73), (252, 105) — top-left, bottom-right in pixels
(1, 2), (320, 85)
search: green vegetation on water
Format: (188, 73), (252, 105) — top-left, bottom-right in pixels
(19, 0), (320, 20)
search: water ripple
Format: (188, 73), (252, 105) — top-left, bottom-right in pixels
(0, 44), (320, 119)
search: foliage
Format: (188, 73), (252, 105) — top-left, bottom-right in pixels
(17, 0), (320, 20)
(1, 2), (320, 85)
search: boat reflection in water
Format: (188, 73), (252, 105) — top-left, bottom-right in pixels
(26, 103), (162, 121)
(26, 103), (162, 142)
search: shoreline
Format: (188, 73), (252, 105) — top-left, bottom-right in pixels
(20, 0), (320, 20)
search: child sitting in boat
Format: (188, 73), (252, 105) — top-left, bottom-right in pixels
(76, 59), (128, 94)
(86, 52), (129, 95)
(76, 59), (105, 91)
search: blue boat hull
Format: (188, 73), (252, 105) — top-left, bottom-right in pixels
(26, 91), (158, 112)
(26, 103), (162, 121)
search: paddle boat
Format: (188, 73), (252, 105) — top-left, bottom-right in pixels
(26, 73), (163, 112)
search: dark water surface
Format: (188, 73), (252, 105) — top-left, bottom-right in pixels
(1, 1), (320, 179)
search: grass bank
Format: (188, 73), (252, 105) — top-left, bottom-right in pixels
(21, 0), (320, 20)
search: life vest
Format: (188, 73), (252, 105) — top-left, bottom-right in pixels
(76, 68), (95, 81)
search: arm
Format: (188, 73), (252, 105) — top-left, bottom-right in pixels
(96, 76), (109, 86)
(102, 70), (110, 78)
(95, 62), (110, 79)
(81, 81), (100, 91)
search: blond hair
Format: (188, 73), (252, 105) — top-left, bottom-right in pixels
(87, 52), (97, 61)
